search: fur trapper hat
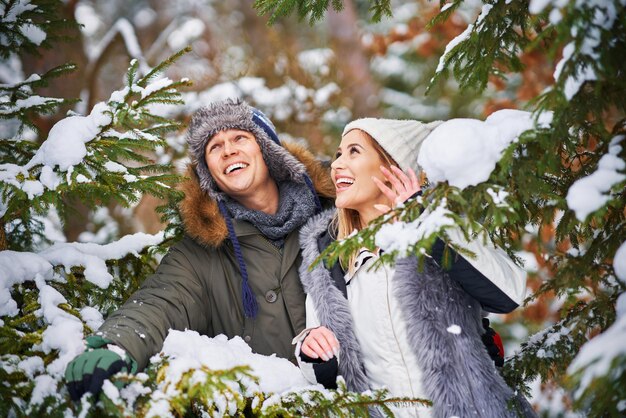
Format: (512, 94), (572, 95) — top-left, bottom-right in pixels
(187, 98), (307, 201)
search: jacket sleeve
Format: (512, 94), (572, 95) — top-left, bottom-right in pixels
(293, 295), (339, 389)
(96, 238), (210, 370)
(431, 226), (527, 313)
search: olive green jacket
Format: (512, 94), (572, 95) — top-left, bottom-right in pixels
(97, 143), (335, 370)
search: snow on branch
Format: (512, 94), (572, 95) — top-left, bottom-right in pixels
(25, 102), (112, 172)
(550, 1), (621, 100)
(99, 330), (417, 416)
(0, 70), (185, 203)
(0, 252), (52, 316)
(0, 230), (165, 407)
(375, 199), (455, 255)
(568, 290), (626, 401)
(156, 331), (313, 395)
(566, 135), (626, 221)
(433, 4), (493, 77)
(0, 0), (46, 53)
(0, 94), (64, 115)
(0, 231), (165, 316)
(0, 72), (40, 88)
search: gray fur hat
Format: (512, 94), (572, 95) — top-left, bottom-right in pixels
(187, 98), (307, 201)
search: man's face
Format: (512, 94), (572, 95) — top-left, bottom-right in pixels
(205, 129), (272, 200)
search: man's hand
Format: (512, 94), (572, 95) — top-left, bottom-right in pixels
(301, 326), (340, 362)
(65, 336), (136, 401)
(482, 318), (505, 368)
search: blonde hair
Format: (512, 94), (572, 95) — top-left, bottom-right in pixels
(332, 130), (399, 275)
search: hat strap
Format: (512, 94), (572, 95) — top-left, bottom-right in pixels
(302, 174), (322, 214)
(218, 200), (259, 318)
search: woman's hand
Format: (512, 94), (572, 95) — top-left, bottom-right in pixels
(372, 165), (421, 214)
(301, 326), (340, 361)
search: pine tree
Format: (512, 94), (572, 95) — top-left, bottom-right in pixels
(257, 0), (626, 416)
(254, 0), (393, 24)
(0, 0), (187, 415)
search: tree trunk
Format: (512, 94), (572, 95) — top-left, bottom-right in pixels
(20, 1), (90, 242)
(21, 0), (88, 136)
(327, 1), (380, 118)
(0, 219), (7, 251)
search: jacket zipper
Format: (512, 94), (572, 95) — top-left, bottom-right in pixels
(258, 234), (282, 256)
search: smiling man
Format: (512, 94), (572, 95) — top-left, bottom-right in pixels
(205, 129), (279, 213)
(64, 99), (335, 401)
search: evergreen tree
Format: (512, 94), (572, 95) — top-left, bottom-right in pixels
(257, 0), (626, 416)
(0, 0), (184, 415)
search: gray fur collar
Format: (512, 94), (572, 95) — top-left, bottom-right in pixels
(298, 209), (371, 394)
(299, 210), (536, 418)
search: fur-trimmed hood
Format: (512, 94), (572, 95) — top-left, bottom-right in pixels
(179, 141), (335, 248)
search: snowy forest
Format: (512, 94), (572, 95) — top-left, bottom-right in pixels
(1, 0), (624, 416)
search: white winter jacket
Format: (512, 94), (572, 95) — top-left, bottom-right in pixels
(295, 223), (528, 417)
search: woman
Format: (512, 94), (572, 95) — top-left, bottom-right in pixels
(295, 118), (535, 418)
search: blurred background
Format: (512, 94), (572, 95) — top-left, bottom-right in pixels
(28, 0), (553, 235)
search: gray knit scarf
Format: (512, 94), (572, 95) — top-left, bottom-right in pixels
(224, 181), (316, 248)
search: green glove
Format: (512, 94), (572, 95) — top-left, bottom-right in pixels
(65, 335), (137, 401)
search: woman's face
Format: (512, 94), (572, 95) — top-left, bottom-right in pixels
(331, 129), (390, 222)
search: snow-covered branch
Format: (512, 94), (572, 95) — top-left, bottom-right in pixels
(0, 231), (165, 316)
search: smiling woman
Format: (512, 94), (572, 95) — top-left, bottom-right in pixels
(205, 129), (279, 214)
(295, 117), (535, 418)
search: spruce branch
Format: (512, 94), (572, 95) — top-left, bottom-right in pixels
(428, 0), (531, 94)
(254, 0), (394, 25)
(0, 0), (78, 59)
(0, 24), (191, 414)
(140, 46), (193, 87)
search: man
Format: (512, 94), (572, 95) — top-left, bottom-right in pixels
(64, 99), (335, 400)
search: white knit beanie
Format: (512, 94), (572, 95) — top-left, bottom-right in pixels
(342, 118), (443, 173)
